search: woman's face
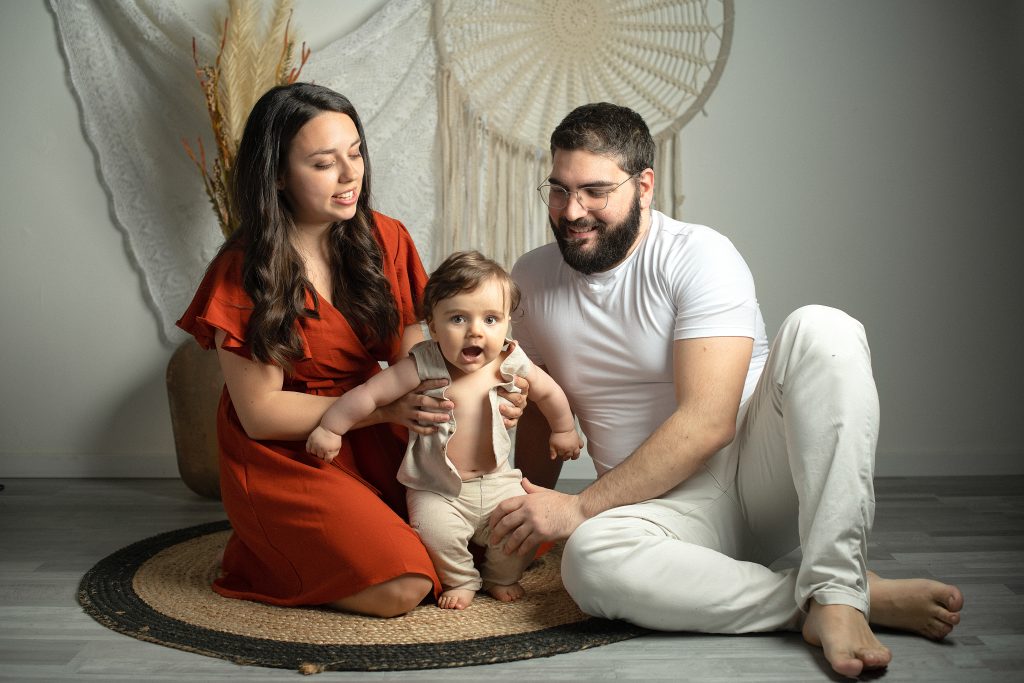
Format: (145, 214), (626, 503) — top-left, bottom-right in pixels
(278, 111), (364, 229)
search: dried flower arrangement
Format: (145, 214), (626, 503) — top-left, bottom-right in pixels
(183, 0), (310, 238)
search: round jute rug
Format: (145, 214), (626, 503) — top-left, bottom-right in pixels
(78, 520), (647, 673)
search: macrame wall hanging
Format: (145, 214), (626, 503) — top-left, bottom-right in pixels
(51, 0), (732, 343)
(435, 0), (734, 268)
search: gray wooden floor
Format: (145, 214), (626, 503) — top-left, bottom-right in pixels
(1, 475), (1022, 681)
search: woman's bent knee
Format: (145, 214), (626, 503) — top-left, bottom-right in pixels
(379, 574), (434, 617)
(330, 573), (433, 618)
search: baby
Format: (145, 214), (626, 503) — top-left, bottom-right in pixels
(307, 250), (582, 609)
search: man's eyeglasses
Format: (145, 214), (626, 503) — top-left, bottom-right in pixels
(537, 172), (641, 212)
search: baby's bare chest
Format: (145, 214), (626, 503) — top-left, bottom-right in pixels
(443, 372), (501, 464)
(445, 372), (497, 429)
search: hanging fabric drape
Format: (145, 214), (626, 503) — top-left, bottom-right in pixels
(435, 0), (733, 268)
(50, 0), (731, 342)
(49, 0), (439, 343)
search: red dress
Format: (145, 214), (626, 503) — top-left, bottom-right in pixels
(177, 213), (440, 606)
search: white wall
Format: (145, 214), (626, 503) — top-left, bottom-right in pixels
(1, 0), (1020, 480)
(681, 0), (1024, 475)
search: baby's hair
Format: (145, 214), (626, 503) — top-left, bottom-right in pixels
(421, 251), (521, 323)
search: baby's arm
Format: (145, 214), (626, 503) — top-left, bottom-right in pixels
(521, 366), (583, 461)
(306, 357), (422, 462)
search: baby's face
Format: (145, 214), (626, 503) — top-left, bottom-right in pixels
(428, 277), (511, 376)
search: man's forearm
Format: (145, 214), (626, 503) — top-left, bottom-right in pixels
(577, 407), (733, 519)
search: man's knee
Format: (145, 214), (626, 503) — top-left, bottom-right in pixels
(770, 305), (879, 426)
(781, 305), (864, 340)
(561, 516), (645, 617)
(776, 305), (871, 370)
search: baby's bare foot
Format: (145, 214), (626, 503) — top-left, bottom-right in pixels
(802, 601), (891, 678)
(868, 571), (963, 640)
(487, 582), (525, 603)
(438, 588), (475, 610)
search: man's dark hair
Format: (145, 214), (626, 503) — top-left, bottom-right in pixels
(550, 102), (655, 175)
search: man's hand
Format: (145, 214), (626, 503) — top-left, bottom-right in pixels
(488, 478), (587, 555)
(497, 374), (530, 429)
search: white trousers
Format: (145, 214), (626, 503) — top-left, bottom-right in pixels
(561, 306), (879, 633)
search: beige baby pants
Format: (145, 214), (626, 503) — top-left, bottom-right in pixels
(408, 469), (533, 592)
(561, 306), (879, 632)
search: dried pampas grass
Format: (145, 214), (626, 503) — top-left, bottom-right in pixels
(183, 0), (311, 238)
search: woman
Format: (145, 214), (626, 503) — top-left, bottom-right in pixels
(177, 83), (522, 616)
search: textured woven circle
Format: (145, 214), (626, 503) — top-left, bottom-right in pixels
(78, 521), (647, 672)
(436, 0), (734, 149)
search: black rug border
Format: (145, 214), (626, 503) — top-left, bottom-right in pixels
(78, 520), (648, 673)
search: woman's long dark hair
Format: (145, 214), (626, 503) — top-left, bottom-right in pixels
(225, 83), (399, 367)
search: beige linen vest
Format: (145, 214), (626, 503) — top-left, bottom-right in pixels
(397, 339), (530, 499)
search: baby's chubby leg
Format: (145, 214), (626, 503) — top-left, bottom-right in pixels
(479, 544), (531, 603)
(477, 471), (533, 603)
(407, 489), (482, 610)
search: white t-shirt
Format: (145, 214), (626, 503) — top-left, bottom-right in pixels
(511, 210), (769, 475)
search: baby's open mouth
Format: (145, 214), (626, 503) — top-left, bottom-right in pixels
(460, 346), (483, 361)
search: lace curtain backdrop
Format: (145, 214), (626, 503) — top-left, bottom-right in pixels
(49, 0), (439, 344)
(49, 0), (731, 345)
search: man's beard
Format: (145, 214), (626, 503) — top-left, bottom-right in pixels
(552, 191), (642, 275)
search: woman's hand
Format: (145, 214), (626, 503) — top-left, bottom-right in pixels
(498, 374), (530, 429)
(378, 378), (453, 435)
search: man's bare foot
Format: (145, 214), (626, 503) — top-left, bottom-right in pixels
(487, 582), (525, 602)
(868, 571), (963, 640)
(802, 601), (892, 678)
(438, 588), (475, 610)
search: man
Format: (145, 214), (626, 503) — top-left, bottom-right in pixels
(489, 102), (963, 678)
